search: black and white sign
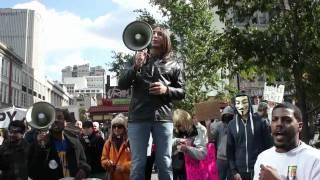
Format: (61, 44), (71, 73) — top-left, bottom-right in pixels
(263, 83), (285, 103)
(0, 106), (27, 128)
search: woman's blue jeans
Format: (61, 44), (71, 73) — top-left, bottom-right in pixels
(128, 121), (173, 180)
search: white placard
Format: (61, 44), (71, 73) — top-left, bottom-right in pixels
(0, 106), (27, 128)
(263, 83), (285, 103)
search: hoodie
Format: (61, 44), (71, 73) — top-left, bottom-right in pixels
(210, 105), (234, 160)
(227, 94), (272, 175)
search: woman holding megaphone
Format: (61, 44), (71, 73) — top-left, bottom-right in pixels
(119, 24), (185, 180)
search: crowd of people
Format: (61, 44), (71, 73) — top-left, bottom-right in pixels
(1, 25), (320, 180)
(1, 98), (320, 180)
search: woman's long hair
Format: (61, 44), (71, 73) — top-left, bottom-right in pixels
(173, 109), (193, 134)
(151, 25), (172, 61)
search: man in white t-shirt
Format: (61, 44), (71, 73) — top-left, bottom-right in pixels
(254, 102), (320, 180)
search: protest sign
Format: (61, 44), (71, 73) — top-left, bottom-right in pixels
(185, 143), (218, 180)
(0, 106), (27, 128)
(263, 83), (285, 103)
(195, 99), (228, 120)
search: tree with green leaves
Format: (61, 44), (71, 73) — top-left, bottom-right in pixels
(109, 3), (230, 112)
(107, 51), (134, 77)
(150, 0), (228, 111)
(210, 0), (320, 141)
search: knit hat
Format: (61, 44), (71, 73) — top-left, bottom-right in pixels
(8, 120), (26, 134)
(111, 113), (128, 129)
(257, 102), (268, 112)
(221, 106), (234, 116)
(83, 121), (93, 128)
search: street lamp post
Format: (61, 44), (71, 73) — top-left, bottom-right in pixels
(236, 73), (240, 91)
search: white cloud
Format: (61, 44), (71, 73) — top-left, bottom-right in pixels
(45, 51), (90, 75)
(12, 0), (163, 80)
(14, 1), (121, 52)
(112, 0), (155, 11)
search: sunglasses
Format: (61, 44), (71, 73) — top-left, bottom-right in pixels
(8, 129), (23, 134)
(112, 124), (124, 129)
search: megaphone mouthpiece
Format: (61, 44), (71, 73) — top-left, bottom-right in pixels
(135, 33), (142, 41)
(37, 113), (48, 126)
(38, 113), (45, 119)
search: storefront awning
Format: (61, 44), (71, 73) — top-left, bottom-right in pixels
(88, 105), (129, 113)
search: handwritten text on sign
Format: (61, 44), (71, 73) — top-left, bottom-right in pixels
(263, 83), (285, 103)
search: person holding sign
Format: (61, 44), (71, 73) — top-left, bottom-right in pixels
(253, 103), (320, 180)
(227, 93), (272, 180)
(172, 109), (207, 180)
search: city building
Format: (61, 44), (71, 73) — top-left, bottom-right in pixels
(62, 64), (106, 81)
(0, 42), (24, 107)
(0, 8), (70, 109)
(0, 8), (41, 72)
(0, 42), (71, 108)
(61, 64), (107, 109)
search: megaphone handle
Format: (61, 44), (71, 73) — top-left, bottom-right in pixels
(37, 130), (49, 148)
(134, 50), (148, 73)
(40, 140), (46, 148)
(134, 51), (140, 73)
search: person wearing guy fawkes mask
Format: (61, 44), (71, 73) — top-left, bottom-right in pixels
(227, 94), (272, 180)
(210, 106), (234, 180)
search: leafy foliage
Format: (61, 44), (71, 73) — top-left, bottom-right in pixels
(210, 0), (320, 140)
(109, 2), (231, 112)
(107, 51), (134, 77)
(151, 0), (229, 111)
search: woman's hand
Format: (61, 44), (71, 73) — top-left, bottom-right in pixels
(134, 49), (148, 70)
(149, 82), (168, 95)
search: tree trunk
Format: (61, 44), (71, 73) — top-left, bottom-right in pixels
(293, 64), (310, 142)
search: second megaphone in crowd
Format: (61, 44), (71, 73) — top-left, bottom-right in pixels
(26, 101), (56, 130)
(122, 21), (152, 51)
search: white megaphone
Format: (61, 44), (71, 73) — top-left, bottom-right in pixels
(122, 21), (152, 51)
(26, 101), (56, 130)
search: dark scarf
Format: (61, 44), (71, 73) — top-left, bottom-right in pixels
(112, 135), (124, 150)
